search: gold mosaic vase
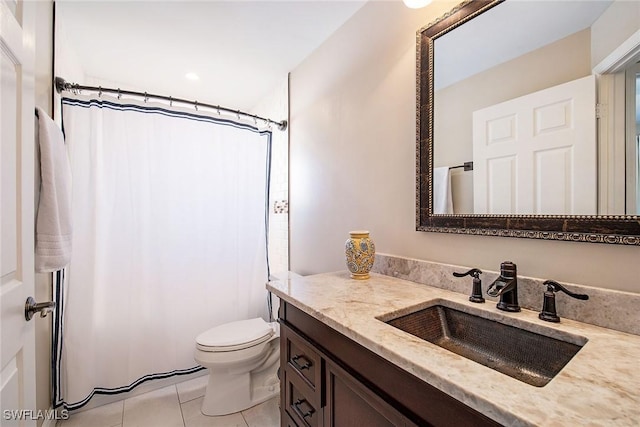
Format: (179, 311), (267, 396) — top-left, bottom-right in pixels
(345, 231), (375, 280)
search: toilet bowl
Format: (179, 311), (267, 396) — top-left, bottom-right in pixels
(194, 317), (280, 416)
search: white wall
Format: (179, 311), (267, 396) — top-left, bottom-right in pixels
(252, 77), (290, 275)
(289, 0), (640, 294)
(591, 0), (640, 69)
(53, 8), (86, 125)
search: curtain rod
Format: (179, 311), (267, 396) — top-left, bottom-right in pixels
(54, 77), (288, 131)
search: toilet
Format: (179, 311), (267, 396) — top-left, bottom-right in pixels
(194, 317), (280, 416)
(194, 272), (300, 416)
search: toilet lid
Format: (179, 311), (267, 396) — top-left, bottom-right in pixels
(196, 318), (274, 350)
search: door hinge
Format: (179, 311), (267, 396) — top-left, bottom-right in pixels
(596, 103), (607, 119)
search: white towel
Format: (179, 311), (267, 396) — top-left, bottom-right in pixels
(433, 167), (454, 214)
(35, 107), (72, 272)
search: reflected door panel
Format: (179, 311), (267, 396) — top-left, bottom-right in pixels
(473, 75), (596, 215)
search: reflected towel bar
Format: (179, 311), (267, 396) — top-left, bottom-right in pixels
(449, 161), (474, 171)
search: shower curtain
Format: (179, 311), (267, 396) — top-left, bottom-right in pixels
(53, 95), (272, 409)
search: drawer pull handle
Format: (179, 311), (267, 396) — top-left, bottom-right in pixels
(294, 398), (315, 419)
(291, 354), (312, 370)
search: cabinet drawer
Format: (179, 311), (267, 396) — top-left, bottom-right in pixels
(285, 327), (321, 390)
(285, 377), (320, 427)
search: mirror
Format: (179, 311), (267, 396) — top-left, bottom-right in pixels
(417, 0), (640, 244)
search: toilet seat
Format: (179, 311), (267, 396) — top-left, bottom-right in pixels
(196, 318), (275, 352)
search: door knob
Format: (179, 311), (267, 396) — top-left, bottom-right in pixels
(25, 296), (56, 321)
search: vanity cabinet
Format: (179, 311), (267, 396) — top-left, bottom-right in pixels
(282, 324), (323, 426)
(279, 301), (500, 427)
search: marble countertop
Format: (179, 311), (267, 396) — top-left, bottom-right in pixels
(267, 271), (640, 426)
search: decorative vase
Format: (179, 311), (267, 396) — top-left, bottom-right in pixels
(345, 230), (376, 280)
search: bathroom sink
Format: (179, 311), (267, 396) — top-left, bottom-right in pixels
(380, 302), (586, 387)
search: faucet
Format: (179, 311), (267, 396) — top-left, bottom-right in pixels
(452, 268), (485, 303)
(539, 280), (589, 322)
(486, 261), (521, 312)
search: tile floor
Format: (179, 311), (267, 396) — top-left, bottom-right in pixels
(56, 376), (280, 427)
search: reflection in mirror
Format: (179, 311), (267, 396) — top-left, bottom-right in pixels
(417, 0), (640, 244)
(626, 63), (640, 214)
(431, 0), (639, 216)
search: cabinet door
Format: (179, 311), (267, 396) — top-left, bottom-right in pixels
(325, 360), (418, 427)
(284, 410), (300, 427)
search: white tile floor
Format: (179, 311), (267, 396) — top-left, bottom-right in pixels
(56, 376), (280, 427)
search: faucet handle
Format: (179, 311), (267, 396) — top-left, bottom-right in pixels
(453, 268), (484, 303)
(539, 280), (589, 322)
(453, 268), (482, 279)
(543, 280), (589, 300)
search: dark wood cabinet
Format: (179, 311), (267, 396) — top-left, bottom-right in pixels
(279, 301), (501, 427)
(325, 358), (416, 427)
(283, 409), (301, 427)
(282, 324), (323, 427)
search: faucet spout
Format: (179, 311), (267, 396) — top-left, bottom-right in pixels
(486, 277), (516, 297)
(486, 261), (521, 312)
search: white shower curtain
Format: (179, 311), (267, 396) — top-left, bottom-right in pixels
(54, 95), (272, 409)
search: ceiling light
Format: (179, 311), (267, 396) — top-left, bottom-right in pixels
(403, 0), (432, 9)
(185, 72), (199, 81)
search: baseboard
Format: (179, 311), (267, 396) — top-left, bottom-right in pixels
(40, 408), (58, 427)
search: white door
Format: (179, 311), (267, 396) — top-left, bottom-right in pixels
(473, 75), (597, 215)
(1, 1), (37, 425)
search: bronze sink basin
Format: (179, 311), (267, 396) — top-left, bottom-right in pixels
(380, 301), (587, 387)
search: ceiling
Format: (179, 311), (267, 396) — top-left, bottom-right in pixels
(434, 0), (613, 90)
(56, 0), (367, 111)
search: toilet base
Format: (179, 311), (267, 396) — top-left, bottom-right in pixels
(201, 369), (280, 416)
(195, 322), (281, 416)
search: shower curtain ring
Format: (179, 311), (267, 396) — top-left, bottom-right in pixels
(98, 86), (102, 97)
(237, 110), (241, 120)
(117, 89), (121, 100)
(169, 96), (173, 107)
(216, 105), (220, 115)
(195, 101), (198, 111)
(144, 92), (148, 103)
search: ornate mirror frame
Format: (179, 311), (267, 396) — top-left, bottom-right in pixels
(416, 0), (640, 245)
